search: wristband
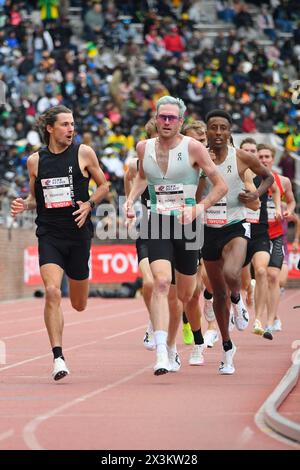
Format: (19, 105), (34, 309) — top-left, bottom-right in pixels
(88, 199), (95, 209)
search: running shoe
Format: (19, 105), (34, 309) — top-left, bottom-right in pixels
(182, 322), (194, 345)
(143, 323), (156, 350)
(203, 329), (219, 348)
(203, 298), (216, 322)
(167, 346), (181, 372)
(229, 307), (235, 331)
(153, 351), (170, 376)
(52, 357), (70, 381)
(252, 319), (264, 336)
(273, 319), (282, 331)
(219, 343), (237, 375)
(232, 297), (249, 331)
(263, 326), (273, 340)
(189, 344), (205, 366)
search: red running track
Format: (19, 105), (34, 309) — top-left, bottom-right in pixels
(0, 289), (299, 450)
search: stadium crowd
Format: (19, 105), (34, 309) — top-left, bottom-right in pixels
(0, 0), (300, 225)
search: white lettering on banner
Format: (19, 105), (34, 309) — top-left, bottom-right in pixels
(97, 254), (113, 274)
(24, 250), (40, 283)
(111, 254), (128, 274)
(127, 253), (138, 273)
(97, 253), (138, 275)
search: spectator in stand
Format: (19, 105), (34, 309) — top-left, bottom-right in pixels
(163, 25), (185, 58)
(257, 5), (277, 41)
(234, 3), (253, 29)
(278, 150), (296, 187)
(242, 110), (257, 133)
(84, 2), (104, 41)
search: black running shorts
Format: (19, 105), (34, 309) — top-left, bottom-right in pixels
(144, 213), (200, 276)
(244, 231), (270, 266)
(269, 235), (284, 269)
(202, 220), (250, 261)
(38, 234), (91, 280)
(136, 237), (176, 284)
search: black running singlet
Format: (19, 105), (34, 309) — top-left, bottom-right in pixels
(252, 175), (268, 235)
(35, 143), (93, 239)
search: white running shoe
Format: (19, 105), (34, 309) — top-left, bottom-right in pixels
(273, 319), (282, 331)
(219, 343), (237, 375)
(52, 357), (70, 381)
(229, 307), (235, 331)
(167, 346), (181, 372)
(203, 329), (219, 348)
(153, 350), (170, 376)
(203, 298), (215, 322)
(232, 297), (249, 331)
(189, 344), (205, 366)
(143, 324), (156, 350)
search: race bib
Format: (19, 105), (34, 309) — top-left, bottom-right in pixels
(41, 177), (72, 209)
(242, 222), (251, 238)
(154, 183), (184, 214)
(206, 197), (227, 225)
(267, 198), (276, 222)
(246, 208), (260, 224)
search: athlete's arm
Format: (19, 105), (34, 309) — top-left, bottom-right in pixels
(124, 158), (138, 198)
(237, 149), (274, 198)
(195, 176), (206, 203)
(11, 153), (38, 217)
(178, 139), (227, 224)
(190, 139), (228, 211)
(271, 180), (282, 220)
(242, 168), (261, 210)
(281, 175), (296, 218)
(125, 141), (148, 218)
(73, 145), (109, 228)
(292, 213), (300, 251)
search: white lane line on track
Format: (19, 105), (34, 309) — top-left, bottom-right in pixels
(0, 340), (98, 372)
(0, 300), (139, 321)
(105, 324), (147, 340)
(23, 364), (152, 450)
(0, 429), (14, 442)
(1, 308), (145, 341)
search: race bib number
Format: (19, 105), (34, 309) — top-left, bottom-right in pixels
(41, 177), (72, 208)
(246, 208), (260, 224)
(155, 183), (184, 214)
(206, 197), (227, 225)
(267, 198), (276, 222)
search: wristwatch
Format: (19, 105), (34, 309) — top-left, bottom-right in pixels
(88, 199), (95, 209)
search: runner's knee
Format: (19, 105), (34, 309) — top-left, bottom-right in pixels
(177, 289), (193, 304)
(45, 285), (61, 305)
(70, 298), (87, 312)
(153, 275), (171, 295)
(255, 266), (267, 279)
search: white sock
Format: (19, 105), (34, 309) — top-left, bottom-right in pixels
(154, 330), (167, 354)
(167, 343), (177, 353)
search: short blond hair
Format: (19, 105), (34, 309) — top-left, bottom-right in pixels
(257, 143), (276, 158)
(145, 117), (157, 138)
(182, 120), (206, 136)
